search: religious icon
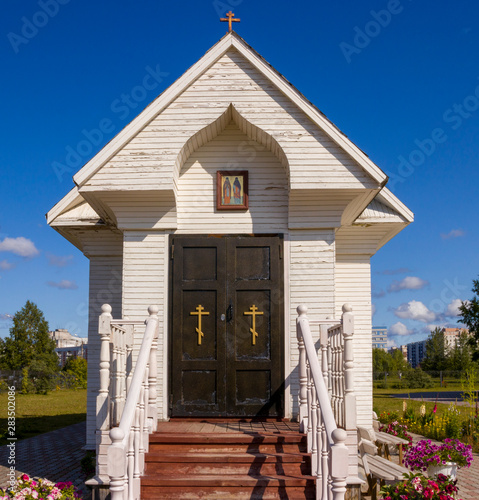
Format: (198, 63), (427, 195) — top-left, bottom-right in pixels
(217, 171), (248, 210)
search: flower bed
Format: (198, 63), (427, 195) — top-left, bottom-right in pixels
(0, 474), (84, 499)
(404, 438), (473, 471)
(380, 472), (459, 500)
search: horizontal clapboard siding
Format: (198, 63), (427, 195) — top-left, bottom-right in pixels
(86, 253), (123, 449)
(85, 50), (376, 192)
(289, 230), (336, 416)
(122, 231), (167, 418)
(176, 123), (288, 233)
(335, 254), (372, 428)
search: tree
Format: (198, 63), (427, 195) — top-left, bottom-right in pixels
(447, 331), (475, 373)
(421, 327), (448, 372)
(0, 301), (58, 371)
(389, 348), (410, 377)
(372, 348), (391, 374)
(63, 357), (87, 389)
(459, 276), (479, 360)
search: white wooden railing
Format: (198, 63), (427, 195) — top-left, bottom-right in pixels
(296, 304), (359, 500)
(94, 304), (159, 500)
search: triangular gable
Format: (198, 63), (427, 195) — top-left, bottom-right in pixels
(72, 32), (387, 189)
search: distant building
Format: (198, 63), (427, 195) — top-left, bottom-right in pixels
(372, 326), (388, 350)
(443, 327), (469, 351)
(389, 344), (408, 361)
(49, 329), (88, 367)
(407, 340), (427, 368)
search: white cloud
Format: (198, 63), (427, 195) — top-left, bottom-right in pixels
(394, 300), (437, 323)
(372, 304), (377, 317)
(441, 229), (465, 240)
(0, 237), (39, 257)
(388, 276), (429, 293)
(389, 321), (414, 336)
(47, 280), (78, 290)
(0, 260), (15, 270)
(0, 313), (13, 321)
(445, 299), (463, 317)
(46, 253), (73, 267)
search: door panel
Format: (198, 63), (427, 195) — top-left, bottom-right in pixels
(170, 235), (283, 417)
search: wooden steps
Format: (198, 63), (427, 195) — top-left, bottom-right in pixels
(141, 423), (315, 499)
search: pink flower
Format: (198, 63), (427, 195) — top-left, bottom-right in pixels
(20, 474), (30, 481)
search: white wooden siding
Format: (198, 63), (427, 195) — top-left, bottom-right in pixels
(122, 231), (167, 419)
(176, 122), (288, 233)
(84, 49), (377, 193)
(289, 230), (336, 417)
(335, 254), (372, 428)
(86, 251), (123, 449)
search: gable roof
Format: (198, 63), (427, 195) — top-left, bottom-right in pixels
(72, 31), (388, 189)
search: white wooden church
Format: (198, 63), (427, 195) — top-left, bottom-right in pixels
(48, 25), (412, 500)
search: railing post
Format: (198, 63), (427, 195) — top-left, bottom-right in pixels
(108, 427), (126, 500)
(97, 304), (112, 433)
(342, 304), (356, 430)
(297, 305), (308, 432)
(125, 324), (134, 395)
(330, 428), (349, 500)
(148, 305), (159, 432)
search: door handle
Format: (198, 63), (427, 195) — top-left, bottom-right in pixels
(226, 301), (233, 322)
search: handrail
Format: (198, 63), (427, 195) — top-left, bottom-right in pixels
(297, 305), (349, 500)
(116, 310), (158, 447)
(107, 305), (159, 500)
(298, 308), (338, 445)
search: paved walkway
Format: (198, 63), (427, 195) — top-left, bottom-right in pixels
(0, 422), (90, 498)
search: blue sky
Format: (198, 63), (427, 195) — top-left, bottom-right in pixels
(0, 0), (478, 347)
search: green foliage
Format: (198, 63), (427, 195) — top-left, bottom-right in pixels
(460, 276), (479, 359)
(421, 328), (448, 372)
(403, 367), (434, 388)
(373, 347), (411, 381)
(63, 357), (87, 389)
(21, 367), (34, 394)
(0, 301), (58, 372)
(0, 301), (59, 395)
(448, 331), (475, 372)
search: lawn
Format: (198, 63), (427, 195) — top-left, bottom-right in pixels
(0, 388), (86, 445)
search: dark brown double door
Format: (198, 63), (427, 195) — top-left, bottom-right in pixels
(170, 235), (284, 417)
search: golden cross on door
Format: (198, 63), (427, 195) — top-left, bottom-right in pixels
(244, 305), (263, 345)
(220, 11), (241, 32)
(190, 305), (210, 345)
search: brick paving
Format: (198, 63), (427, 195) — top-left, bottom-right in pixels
(0, 421), (90, 498)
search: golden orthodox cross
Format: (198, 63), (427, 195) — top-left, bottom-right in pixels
(220, 11), (240, 32)
(244, 305), (263, 345)
(190, 305), (210, 345)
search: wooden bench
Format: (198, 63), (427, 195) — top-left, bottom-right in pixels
(358, 438), (409, 500)
(359, 423), (409, 464)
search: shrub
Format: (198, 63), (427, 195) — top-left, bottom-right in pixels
(403, 368), (434, 388)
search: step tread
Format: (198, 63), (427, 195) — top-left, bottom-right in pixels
(145, 451), (309, 463)
(149, 432), (306, 444)
(142, 474), (316, 487)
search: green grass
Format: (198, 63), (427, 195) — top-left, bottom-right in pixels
(0, 389), (86, 445)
